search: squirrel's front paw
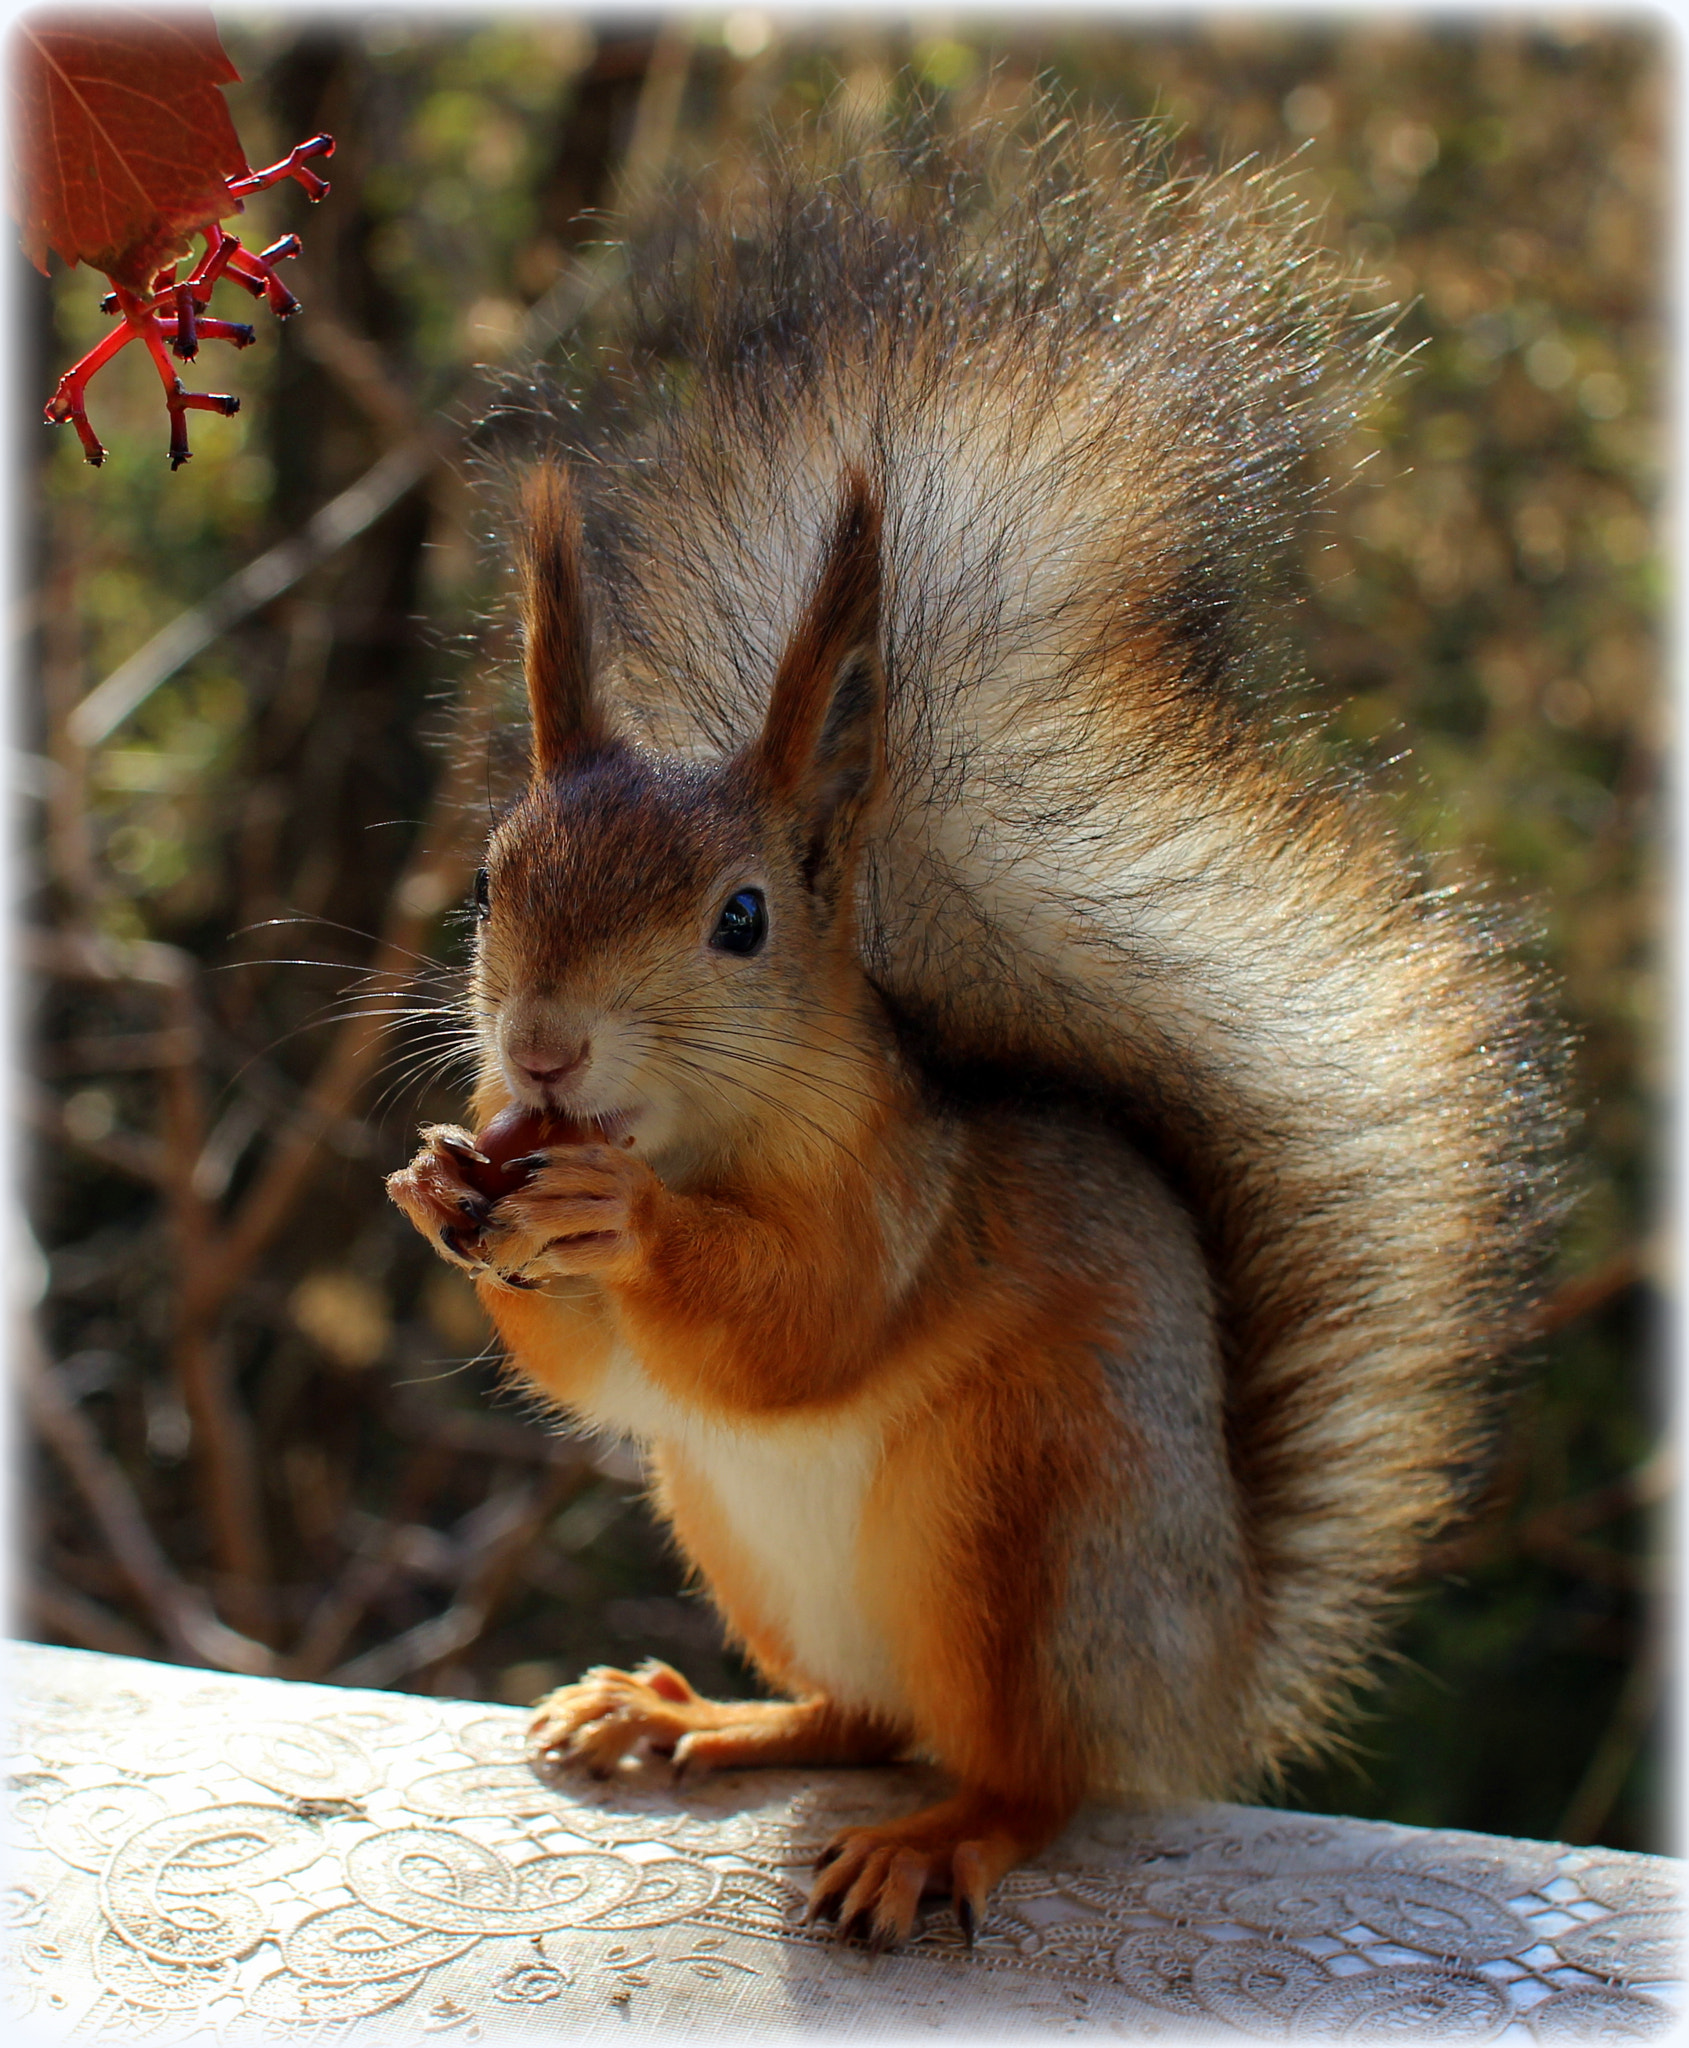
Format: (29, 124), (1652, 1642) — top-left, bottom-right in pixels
(478, 1142), (655, 1282)
(385, 1125), (494, 1273)
(528, 1660), (702, 1777)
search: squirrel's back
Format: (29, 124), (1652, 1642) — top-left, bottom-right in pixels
(490, 101), (1563, 1784)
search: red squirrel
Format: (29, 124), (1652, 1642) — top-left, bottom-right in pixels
(388, 108), (1558, 1949)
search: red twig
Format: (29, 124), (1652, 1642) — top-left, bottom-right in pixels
(164, 316), (255, 349)
(48, 265), (248, 467)
(170, 280), (198, 359)
(185, 225), (242, 302)
(223, 236), (303, 318)
(43, 321), (130, 462)
(226, 132), (334, 201)
(44, 136), (331, 467)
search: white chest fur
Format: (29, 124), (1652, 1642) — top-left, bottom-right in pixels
(585, 1345), (907, 1719)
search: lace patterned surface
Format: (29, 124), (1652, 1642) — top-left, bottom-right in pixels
(4, 1642), (1680, 2041)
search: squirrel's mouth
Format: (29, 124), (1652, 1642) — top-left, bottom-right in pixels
(500, 1063), (638, 1144)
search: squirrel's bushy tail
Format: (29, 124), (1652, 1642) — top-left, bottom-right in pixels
(497, 99), (1563, 1783)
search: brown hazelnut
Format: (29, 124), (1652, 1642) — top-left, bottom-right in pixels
(460, 1105), (581, 1199)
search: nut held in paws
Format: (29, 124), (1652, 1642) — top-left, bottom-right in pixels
(461, 1105), (583, 1200)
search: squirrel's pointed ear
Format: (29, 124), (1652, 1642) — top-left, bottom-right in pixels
(755, 468), (885, 888)
(517, 459), (608, 777)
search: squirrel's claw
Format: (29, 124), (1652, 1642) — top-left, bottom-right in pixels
(808, 1837), (930, 1949)
(528, 1663), (702, 1779)
(806, 1804), (1024, 1951)
(387, 1131), (497, 1272)
(438, 1223), (479, 1264)
(527, 1666), (878, 1791)
(432, 1127), (492, 1169)
(476, 1142), (651, 1279)
(952, 1843), (991, 1948)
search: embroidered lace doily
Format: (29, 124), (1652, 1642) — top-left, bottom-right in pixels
(5, 1642), (1680, 2041)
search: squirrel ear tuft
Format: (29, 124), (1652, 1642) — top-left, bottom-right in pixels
(756, 467), (885, 886)
(517, 459), (608, 776)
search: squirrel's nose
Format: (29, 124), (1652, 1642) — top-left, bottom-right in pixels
(514, 1042), (588, 1087)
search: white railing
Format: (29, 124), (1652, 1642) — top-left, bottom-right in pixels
(5, 1640), (1680, 2042)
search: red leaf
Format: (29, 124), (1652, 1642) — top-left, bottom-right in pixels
(9, 7), (248, 288)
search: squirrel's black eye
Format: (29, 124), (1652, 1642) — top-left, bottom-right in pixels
(711, 888), (767, 956)
(473, 869), (490, 923)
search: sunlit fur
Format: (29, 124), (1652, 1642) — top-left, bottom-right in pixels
(388, 96), (1562, 1936)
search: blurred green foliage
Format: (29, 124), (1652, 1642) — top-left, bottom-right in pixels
(23, 14), (1663, 1853)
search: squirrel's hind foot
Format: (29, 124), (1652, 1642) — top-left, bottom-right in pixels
(807, 1790), (1066, 1951)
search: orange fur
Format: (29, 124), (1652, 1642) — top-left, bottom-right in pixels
(455, 1072), (1131, 1814)
(478, 1273), (618, 1412)
(864, 1344), (1109, 1806)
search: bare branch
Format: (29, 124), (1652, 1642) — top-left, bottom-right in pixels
(26, 1574), (155, 1659)
(208, 755), (485, 1296)
(1557, 1626), (1666, 1844)
(286, 1441), (453, 1681)
(294, 308), (430, 448)
(615, 22), (697, 222)
(67, 442), (435, 747)
(329, 1461), (585, 1689)
(21, 1329), (275, 1676)
(389, 1389), (599, 1467)
(25, 923), (274, 1624)
(25, 1079), (167, 1185)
